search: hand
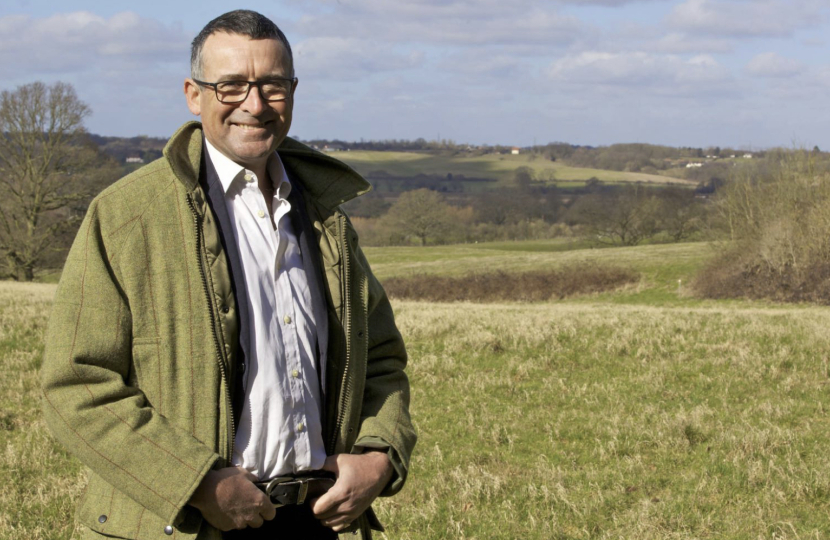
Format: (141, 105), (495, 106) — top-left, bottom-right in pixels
(310, 452), (393, 532)
(188, 467), (276, 531)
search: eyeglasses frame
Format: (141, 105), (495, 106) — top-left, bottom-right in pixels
(192, 77), (298, 104)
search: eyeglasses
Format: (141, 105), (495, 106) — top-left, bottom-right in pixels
(192, 77), (298, 104)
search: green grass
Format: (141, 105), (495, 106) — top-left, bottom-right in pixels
(379, 300), (830, 539)
(365, 240), (713, 306)
(5, 239), (830, 539)
(336, 151), (693, 187)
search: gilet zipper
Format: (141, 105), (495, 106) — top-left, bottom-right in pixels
(186, 193), (235, 461)
(328, 211), (352, 454)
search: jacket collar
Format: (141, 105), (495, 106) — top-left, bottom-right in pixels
(163, 121), (371, 209)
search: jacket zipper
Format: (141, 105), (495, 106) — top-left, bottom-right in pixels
(328, 211), (352, 454)
(186, 193), (235, 461)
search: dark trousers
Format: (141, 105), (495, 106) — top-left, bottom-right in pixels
(222, 504), (338, 540)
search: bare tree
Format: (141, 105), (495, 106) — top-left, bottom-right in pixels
(570, 186), (660, 246)
(382, 188), (453, 246)
(0, 81), (112, 281)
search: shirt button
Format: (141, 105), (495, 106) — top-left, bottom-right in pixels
(292, 369), (299, 378)
(164, 525), (174, 535)
(244, 173), (254, 182)
(257, 210), (266, 218)
(98, 515), (107, 524)
(283, 315), (292, 324)
(297, 422), (305, 432)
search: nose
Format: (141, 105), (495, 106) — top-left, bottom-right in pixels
(240, 84), (267, 115)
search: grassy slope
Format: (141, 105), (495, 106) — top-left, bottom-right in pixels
(335, 151), (694, 186)
(6, 240), (830, 539)
(366, 240), (714, 306)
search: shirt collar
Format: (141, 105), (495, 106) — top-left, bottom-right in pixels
(203, 137), (292, 198)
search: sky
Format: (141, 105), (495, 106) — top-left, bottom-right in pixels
(1, 0), (829, 149)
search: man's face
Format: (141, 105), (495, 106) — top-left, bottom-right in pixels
(184, 32), (295, 170)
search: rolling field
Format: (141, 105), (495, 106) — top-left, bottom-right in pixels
(335, 151), (693, 187)
(4, 241), (830, 539)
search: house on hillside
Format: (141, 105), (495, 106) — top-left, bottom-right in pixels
(511, 147), (520, 155)
(125, 157), (144, 164)
(323, 144), (346, 152)
(743, 153), (753, 159)
(686, 162), (703, 168)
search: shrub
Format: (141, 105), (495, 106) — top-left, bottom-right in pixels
(382, 263), (639, 303)
(694, 151), (830, 303)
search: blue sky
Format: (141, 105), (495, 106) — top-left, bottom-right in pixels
(2, 0), (829, 149)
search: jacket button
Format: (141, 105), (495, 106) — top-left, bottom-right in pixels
(239, 363), (246, 374)
(98, 515), (107, 524)
(164, 525), (174, 535)
(221, 305), (229, 314)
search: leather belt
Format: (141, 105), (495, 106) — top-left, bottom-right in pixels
(255, 474), (335, 508)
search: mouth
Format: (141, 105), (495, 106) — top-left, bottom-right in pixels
(233, 122), (270, 131)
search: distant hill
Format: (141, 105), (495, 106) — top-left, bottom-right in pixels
(87, 133), (733, 190)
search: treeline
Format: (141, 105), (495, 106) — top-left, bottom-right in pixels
(346, 181), (709, 248)
(88, 134), (167, 163)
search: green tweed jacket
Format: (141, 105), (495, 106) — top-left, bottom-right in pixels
(41, 122), (416, 540)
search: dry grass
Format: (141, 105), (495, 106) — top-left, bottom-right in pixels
(373, 301), (830, 539)
(382, 264), (639, 302)
(336, 150), (692, 186)
(5, 268), (830, 539)
(0, 282), (84, 540)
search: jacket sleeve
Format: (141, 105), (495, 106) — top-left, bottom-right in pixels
(350, 238), (417, 497)
(40, 201), (219, 526)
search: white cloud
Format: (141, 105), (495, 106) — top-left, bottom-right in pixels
(666, 0), (825, 38)
(294, 37), (424, 80)
(0, 11), (188, 77)
(649, 32), (734, 54)
(746, 52), (805, 78)
(292, 0), (584, 48)
(548, 51), (731, 92)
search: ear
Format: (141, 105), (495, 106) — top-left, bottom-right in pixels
(184, 78), (202, 116)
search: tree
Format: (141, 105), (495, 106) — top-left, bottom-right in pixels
(655, 187), (705, 242)
(570, 186), (660, 246)
(511, 166), (535, 190)
(0, 81), (114, 280)
(382, 188), (452, 246)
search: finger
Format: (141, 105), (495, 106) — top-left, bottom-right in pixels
(311, 488), (352, 520)
(324, 515), (355, 532)
(310, 491), (336, 517)
(260, 500), (277, 521)
(248, 515), (265, 529)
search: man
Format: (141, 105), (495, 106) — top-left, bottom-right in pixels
(41, 10), (415, 540)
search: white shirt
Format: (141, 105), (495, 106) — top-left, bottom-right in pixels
(205, 140), (327, 480)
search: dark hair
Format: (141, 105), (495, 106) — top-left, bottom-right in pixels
(190, 10), (293, 79)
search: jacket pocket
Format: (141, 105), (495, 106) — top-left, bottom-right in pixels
(77, 474), (202, 540)
(130, 338), (161, 408)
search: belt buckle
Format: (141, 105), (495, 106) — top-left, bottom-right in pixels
(262, 476), (311, 507)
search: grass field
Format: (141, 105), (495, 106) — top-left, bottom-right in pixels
(5, 240), (830, 539)
(335, 151), (693, 187)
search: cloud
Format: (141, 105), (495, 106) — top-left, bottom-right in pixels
(649, 32), (734, 54)
(294, 37), (424, 80)
(0, 11), (188, 77)
(666, 0), (825, 38)
(548, 51), (731, 92)
(745, 52), (805, 78)
(292, 0), (584, 48)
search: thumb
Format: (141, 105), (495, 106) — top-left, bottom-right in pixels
(310, 488), (335, 516)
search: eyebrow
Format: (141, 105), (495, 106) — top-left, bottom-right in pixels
(214, 73), (289, 81)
